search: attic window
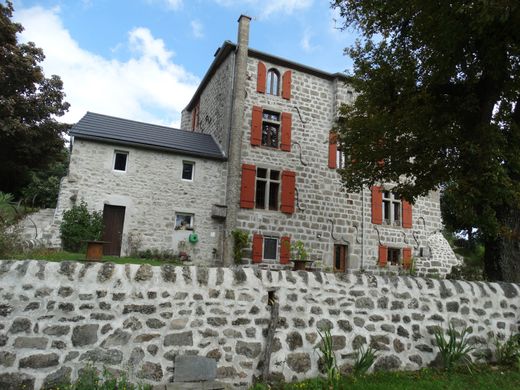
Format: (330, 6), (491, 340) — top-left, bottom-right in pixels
(266, 69), (280, 95)
(182, 161), (195, 181)
(113, 151), (128, 172)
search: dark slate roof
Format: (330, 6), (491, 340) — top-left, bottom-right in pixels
(70, 112), (226, 160)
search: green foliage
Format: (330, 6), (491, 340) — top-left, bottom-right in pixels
(232, 229), (250, 264)
(137, 248), (178, 262)
(433, 324), (475, 372)
(353, 345), (377, 376)
(494, 334), (520, 367)
(316, 327), (339, 385)
(332, 1), (520, 281)
(0, 1), (70, 196)
(0, 192), (24, 257)
(60, 202), (103, 252)
(58, 364), (151, 390)
(289, 240), (309, 260)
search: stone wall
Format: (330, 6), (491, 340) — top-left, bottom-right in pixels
(0, 260), (518, 389)
(54, 140), (227, 263)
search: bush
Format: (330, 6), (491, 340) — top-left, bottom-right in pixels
(433, 324), (475, 372)
(0, 192), (24, 257)
(495, 334), (520, 367)
(60, 201), (104, 252)
(232, 229), (250, 264)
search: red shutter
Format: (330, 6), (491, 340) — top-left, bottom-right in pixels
(280, 112), (292, 152)
(378, 245), (388, 267)
(252, 234), (263, 263)
(371, 186), (383, 225)
(280, 236), (291, 264)
(280, 170), (296, 214)
(282, 70), (292, 100)
(257, 62), (266, 93)
(328, 132), (337, 169)
(251, 106), (262, 146)
(240, 164), (256, 209)
(402, 200), (412, 228)
(402, 247), (412, 269)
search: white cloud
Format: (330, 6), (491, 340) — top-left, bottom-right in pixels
(190, 20), (204, 39)
(14, 6), (199, 127)
(300, 28), (316, 52)
(214, 0), (313, 18)
(164, 0), (183, 10)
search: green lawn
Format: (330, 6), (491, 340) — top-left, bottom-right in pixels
(252, 367), (520, 390)
(11, 249), (182, 267)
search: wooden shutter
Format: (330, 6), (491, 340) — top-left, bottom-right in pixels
(280, 170), (296, 214)
(257, 62), (266, 93)
(402, 200), (413, 228)
(282, 70), (292, 100)
(280, 112), (292, 152)
(402, 247), (412, 269)
(378, 245), (388, 267)
(240, 164), (256, 209)
(371, 186), (383, 225)
(328, 132), (337, 169)
(251, 106), (262, 146)
(280, 236), (291, 264)
(252, 234), (263, 263)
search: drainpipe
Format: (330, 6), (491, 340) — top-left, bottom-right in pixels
(223, 15), (251, 266)
(361, 187), (365, 270)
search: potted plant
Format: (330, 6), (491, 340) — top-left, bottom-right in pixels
(289, 240), (311, 270)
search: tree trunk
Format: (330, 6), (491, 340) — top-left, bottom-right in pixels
(483, 237), (503, 281)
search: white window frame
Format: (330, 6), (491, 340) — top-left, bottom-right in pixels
(113, 150), (129, 172)
(263, 236), (278, 261)
(181, 161), (195, 181)
(174, 213), (194, 230)
(266, 68), (280, 96)
(382, 191), (401, 226)
(336, 147), (345, 169)
(255, 167), (281, 211)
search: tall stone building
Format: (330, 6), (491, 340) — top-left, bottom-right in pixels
(53, 15), (458, 277)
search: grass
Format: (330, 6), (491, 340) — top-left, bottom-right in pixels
(10, 249), (182, 267)
(251, 366), (520, 389)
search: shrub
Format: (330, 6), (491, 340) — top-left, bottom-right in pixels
(494, 333), (520, 366)
(433, 324), (475, 372)
(232, 229), (250, 264)
(0, 192), (24, 258)
(60, 201), (103, 252)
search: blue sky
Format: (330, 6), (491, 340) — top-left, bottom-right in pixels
(12, 0), (358, 127)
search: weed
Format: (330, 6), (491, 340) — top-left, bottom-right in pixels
(316, 327), (339, 385)
(494, 333), (520, 366)
(353, 345), (377, 376)
(433, 324), (475, 372)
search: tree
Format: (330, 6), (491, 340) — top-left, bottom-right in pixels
(0, 1), (69, 196)
(332, 1), (520, 281)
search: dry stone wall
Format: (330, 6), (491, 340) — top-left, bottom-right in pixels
(0, 260), (519, 389)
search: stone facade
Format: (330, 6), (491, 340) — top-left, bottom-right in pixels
(0, 260), (519, 388)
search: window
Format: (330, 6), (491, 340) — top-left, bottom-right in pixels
(255, 167), (280, 210)
(266, 69), (280, 95)
(382, 191), (401, 225)
(263, 237), (278, 260)
(175, 213), (193, 230)
(336, 145), (346, 169)
(113, 151), (128, 172)
(388, 248), (400, 265)
(261, 110), (280, 148)
(182, 161), (194, 181)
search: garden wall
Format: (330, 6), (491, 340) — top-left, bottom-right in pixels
(0, 260), (519, 389)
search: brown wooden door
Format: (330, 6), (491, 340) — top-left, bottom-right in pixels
(102, 205), (126, 256)
(334, 244), (347, 272)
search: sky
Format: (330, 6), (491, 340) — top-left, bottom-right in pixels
(11, 0), (358, 128)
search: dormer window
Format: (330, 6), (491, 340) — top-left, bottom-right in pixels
(266, 69), (280, 96)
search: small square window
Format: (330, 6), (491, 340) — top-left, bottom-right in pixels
(175, 213), (193, 230)
(182, 161), (194, 181)
(113, 151), (128, 171)
(388, 248), (400, 265)
(263, 237), (278, 260)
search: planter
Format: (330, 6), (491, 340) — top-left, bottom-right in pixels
(291, 259), (313, 271)
(85, 240), (110, 261)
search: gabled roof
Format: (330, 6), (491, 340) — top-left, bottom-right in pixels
(70, 112), (226, 160)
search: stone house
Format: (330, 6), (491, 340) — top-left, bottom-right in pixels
(53, 15), (458, 276)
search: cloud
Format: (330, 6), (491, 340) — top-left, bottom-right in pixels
(163, 0), (183, 10)
(300, 28), (316, 52)
(14, 6), (199, 128)
(190, 20), (204, 39)
(214, 0), (313, 18)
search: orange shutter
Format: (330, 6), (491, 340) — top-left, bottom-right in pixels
(280, 170), (296, 214)
(280, 236), (291, 264)
(257, 62), (266, 93)
(402, 247), (412, 269)
(371, 186), (383, 225)
(282, 70), (292, 100)
(252, 234), (263, 263)
(402, 200), (412, 228)
(280, 112), (292, 152)
(240, 164), (256, 209)
(378, 245), (388, 267)
(328, 132), (337, 169)
(251, 106), (262, 146)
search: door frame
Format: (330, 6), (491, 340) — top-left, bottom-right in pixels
(102, 204), (126, 256)
(333, 244), (348, 272)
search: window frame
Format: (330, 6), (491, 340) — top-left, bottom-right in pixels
(181, 161), (195, 181)
(336, 145), (346, 169)
(113, 150), (129, 172)
(261, 109), (281, 148)
(382, 190), (401, 226)
(255, 167), (281, 211)
(387, 247), (401, 266)
(266, 68), (280, 96)
(174, 213), (194, 231)
(263, 236), (279, 261)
